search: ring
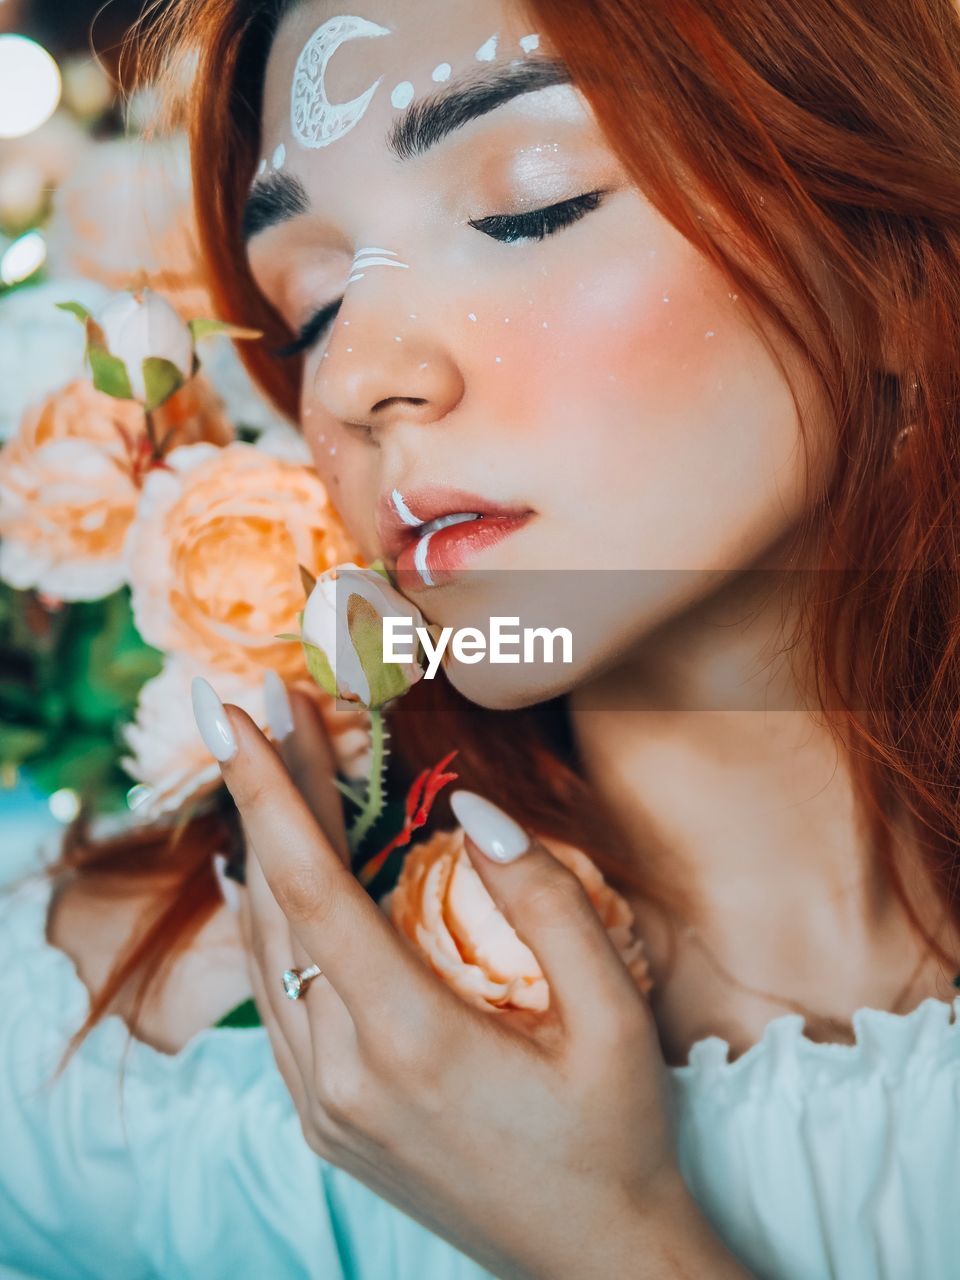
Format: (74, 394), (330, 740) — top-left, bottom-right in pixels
(281, 964), (324, 1000)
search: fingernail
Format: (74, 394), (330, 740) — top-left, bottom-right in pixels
(264, 670), (295, 743)
(449, 790), (531, 864)
(191, 676), (237, 762)
(212, 854), (240, 913)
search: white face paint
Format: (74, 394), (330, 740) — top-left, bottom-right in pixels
(291, 14), (393, 149)
(348, 246), (410, 286)
(272, 142), (286, 169)
(474, 33), (498, 61)
(256, 158), (268, 176)
(390, 80), (414, 108)
(431, 62), (452, 82)
(519, 33), (540, 53)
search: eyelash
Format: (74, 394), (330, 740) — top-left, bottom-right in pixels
(274, 189), (608, 359)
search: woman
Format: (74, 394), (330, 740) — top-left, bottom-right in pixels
(3, 0), (960, 1276)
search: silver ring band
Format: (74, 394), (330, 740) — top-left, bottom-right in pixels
(281, 964), (324, 1001)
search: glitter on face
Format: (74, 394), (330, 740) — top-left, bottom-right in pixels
(474, 34), (498, 61)
(390, 81), (414, 108)
(468, 313), (477, 321)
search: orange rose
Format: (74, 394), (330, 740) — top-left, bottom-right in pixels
(382, 826), (653, 1012)
(0, 376), (229, 600)
(126, 441), (363, 681)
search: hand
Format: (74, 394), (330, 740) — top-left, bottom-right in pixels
(193, 677), (733, 1280)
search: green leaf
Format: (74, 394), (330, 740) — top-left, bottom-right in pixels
(55, 301), (92, 324)
(302, 640), (339, 698)
(274, 633), (302, 644)
(88, 346), (134, 401)
(368, 559), (392, 582)
(189, 318), (263, 343)
(347, 593), (410, 709)
(215, 998), (262, 1029)
(141, 357), (185, 412)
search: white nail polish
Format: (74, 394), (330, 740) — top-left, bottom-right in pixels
(449, 790), (531, 863)
(191, 677), (237, 762)
(264, 670), (295, 742)
(212, 854), (240, 914)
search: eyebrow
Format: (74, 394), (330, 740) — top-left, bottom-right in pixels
(242, 54), (573, 243)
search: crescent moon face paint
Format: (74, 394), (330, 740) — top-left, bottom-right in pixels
(291, 14), (394, 149)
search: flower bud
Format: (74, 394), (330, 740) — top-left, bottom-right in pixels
(301, 562), (426, 709)
(94, 288), (194, 408)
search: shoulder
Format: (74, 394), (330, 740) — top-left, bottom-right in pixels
(47, 871), (252, 1054)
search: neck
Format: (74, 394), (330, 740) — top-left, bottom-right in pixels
(566, 554), (911, 956)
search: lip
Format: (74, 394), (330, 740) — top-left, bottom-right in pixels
(376, 485), (534, 563)
(394, 511), (533, 588)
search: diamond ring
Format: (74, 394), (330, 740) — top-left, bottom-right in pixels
(281, 964), (324, 1000)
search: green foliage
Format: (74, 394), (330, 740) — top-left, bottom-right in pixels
(88, 345), (134, 401)
(0, 584), (163, 812)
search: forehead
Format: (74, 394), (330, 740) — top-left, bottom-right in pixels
(261, 0), (547, 169)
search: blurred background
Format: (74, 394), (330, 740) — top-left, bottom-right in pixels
(0, 0), (290, 878)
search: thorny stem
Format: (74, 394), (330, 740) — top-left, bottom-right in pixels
(346, 707), (389, 851)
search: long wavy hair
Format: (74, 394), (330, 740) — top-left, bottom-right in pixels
(58, 0), (960, 1046)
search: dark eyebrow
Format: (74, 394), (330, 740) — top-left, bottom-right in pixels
(242, 170), (310, 241)
(242, 55), (573, 243)
(386, 55), (572, 161)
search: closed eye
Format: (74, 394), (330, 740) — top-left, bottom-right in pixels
(467, 188), (607, 244)
(274, 189), (608, 359)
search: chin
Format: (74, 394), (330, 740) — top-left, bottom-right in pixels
(441, 656), (586, 712)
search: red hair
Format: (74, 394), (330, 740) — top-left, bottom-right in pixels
(62, 0), (960, 1043)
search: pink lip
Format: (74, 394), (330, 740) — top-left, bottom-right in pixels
(394, 512), (533, 588)
(377, 485), (534, 564)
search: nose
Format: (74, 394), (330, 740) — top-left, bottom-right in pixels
(310, 274), (465, 435)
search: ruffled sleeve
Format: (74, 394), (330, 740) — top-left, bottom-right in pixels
(0, 874), (497, 1280)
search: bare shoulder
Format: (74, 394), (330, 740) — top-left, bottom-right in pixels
(47, 874), (252, 1055)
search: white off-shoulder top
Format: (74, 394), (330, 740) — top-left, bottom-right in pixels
(1, 872), (958, 1280)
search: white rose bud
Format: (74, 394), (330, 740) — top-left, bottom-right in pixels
(95, 288), (194, 407)
(301, 562), (426, 709)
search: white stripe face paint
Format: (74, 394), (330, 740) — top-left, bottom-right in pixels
(291, 15), (393, 149)
(391, 488), (422, 527)
(475, 33), (499, 61)
(347, 246), (411, 286)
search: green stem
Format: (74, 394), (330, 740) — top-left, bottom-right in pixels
(346, 706), (388, 851)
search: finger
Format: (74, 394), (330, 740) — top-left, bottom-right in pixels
(244, 843), (317, 1068)
(191, 677), (441, 1029)
(449, 790), (651, 1040)
(264, 674), (350, 867)
(243, 912), (308, 1115)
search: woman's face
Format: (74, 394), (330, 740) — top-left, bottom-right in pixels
(249, 0), (833, 709)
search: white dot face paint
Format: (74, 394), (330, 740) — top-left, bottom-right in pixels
(291, 14), (393, 150)
(390, 80), (414, 108)
(519, 33), (540, 53)
(431, 62), (452, 82)
(272, 143), (286, 169)
(256, 158), (268, 176)
(347, 246), (410, 286)
(475, 33), (498, 61)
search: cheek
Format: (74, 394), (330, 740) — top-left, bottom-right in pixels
(477, 228), (811, 571)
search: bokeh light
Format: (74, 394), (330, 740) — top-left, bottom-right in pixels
(0, 229), (47, 285)
(0, 35), (62, 139)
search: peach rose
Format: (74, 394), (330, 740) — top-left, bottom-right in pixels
(125, 441), (363, 681)
(381, 826), (654, 1012)
(0, 376), (229, 601)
